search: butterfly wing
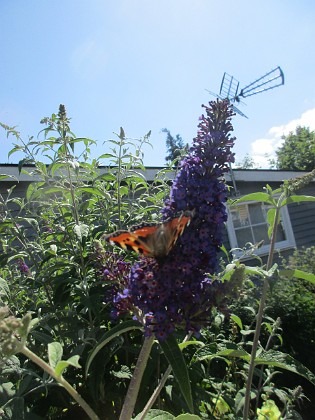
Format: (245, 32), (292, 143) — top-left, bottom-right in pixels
(105, 225), (158, 256)
(105, 210), (194, 259)
(161, 212), (192, 254)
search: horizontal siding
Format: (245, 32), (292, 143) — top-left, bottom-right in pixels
(287, 184), (315, 248)
(288, 201), (315, 248)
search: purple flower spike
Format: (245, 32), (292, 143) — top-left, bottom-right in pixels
(114, 100), (236, 338)
(17, 259), (30, 275)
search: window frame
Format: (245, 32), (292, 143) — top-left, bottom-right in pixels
(226, 200), (296, 259)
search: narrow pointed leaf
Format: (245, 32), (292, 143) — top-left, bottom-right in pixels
(231, 192), (272, 205)
(78, 187), (105, 197)
(85, 320), (142, 376)
(231, 314), (243, 330)
(178, 340), (204, 351)
(159, 334), (193, 413)
(282, 195), (315, 206)
(279, 269), (315, 285)
(254, 350), (315, 385)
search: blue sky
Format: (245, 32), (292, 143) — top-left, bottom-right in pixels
(1, 0), (315, 167)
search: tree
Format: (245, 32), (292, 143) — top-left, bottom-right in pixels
(275, 126), (315, 170)
(235, 153), (258, 169)
(162, 128), (188, 163)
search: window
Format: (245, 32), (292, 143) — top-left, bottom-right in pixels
(226, 201), (296, 258)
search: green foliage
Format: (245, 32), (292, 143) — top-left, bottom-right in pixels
(0, 105), (170, 419)
(235, 153), (258, 169)
(275, 126), (315, 170)
(162, 128), (189, 163)
(1, 107), (315, 419)
(268, 247), (315, 372)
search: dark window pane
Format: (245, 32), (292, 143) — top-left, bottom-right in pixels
(275, 224), (286, 241)
(253, 225), (270, 244)
(249, 203), (265, 224)
(235, 227), (253, 248)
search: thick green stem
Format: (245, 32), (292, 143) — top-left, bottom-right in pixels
(21, 345), (100, 420)
(242, 205), (281, 420)
(119, 334), (155, 420)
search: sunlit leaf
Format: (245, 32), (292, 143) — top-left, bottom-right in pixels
(254, 350), (315, 385)
(279, 268), (315, 285)
(73, 223), (89, 242)
(48, 342), (63, 369)
(231, 314), (243, 330)
(134, 409), (175, 419)
(55, 355), (81, 377)
(282, 195), (315, 206)
(230, 192), (273, 205)
(0, 277), (10, 299)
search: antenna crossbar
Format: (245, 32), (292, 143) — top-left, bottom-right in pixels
(239, 66), (284, 98)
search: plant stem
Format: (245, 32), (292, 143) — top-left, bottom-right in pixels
(117, 132), (123, 230)
(119, 334), (155, 420)
(242, 204), (281, 420)
(21, 345), (100, 420)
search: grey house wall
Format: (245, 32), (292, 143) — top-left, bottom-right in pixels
(287, 185), (315, 249)
(1, 166), (315, 256)
(223, 176), (315, 258)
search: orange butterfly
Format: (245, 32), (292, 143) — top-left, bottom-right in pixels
(105, 210), (194, 259)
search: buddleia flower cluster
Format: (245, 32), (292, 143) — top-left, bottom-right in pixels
(93, 241), (135, 318)
(115, 99), (237, 339)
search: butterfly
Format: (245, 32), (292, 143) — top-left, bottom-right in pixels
(105, 210), (194, 259)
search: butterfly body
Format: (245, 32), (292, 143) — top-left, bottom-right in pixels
(105, 211), (193, 259)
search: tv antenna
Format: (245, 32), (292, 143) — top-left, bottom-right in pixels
(206, 66), (284, 118)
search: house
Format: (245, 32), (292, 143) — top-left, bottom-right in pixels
(0, 164), (314, 261)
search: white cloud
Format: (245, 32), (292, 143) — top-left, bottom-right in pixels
(70, 39), (108, 80)
(249, 107), (315, 168)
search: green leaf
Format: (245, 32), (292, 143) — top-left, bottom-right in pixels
(73, 223), (89, 242)
(111, 365), (132, 379)
(98, 153), (116, 159)
(267, 207), (276, 238)
(95, 172), (117, 182)
(2, 396), (25, 420)
(254, 350), (315, 385)
(77, 186), (106, 197)
(235, 389), (256, 414)
(133, 409), (175, 419)
(175, 415), (202, 420)
(244, 266), (269, 278)
(0, 277), (10, 299)
(119, 185), (129, 196)
(230, 192), (272, 205)
(279, 268), (315, 285)
(0, 174), (15, 181)
(159, 334), (193, 413)
(85, 320), (143, 376)
(220, 263), (246, 282)
(282, 195), (315, 206)
(48, 342), (63, 369)
(178, 340), (204, 351)
(193, 344), (250, 363)
(231, 314), (243, 330)
(55, 355), (81, 377)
